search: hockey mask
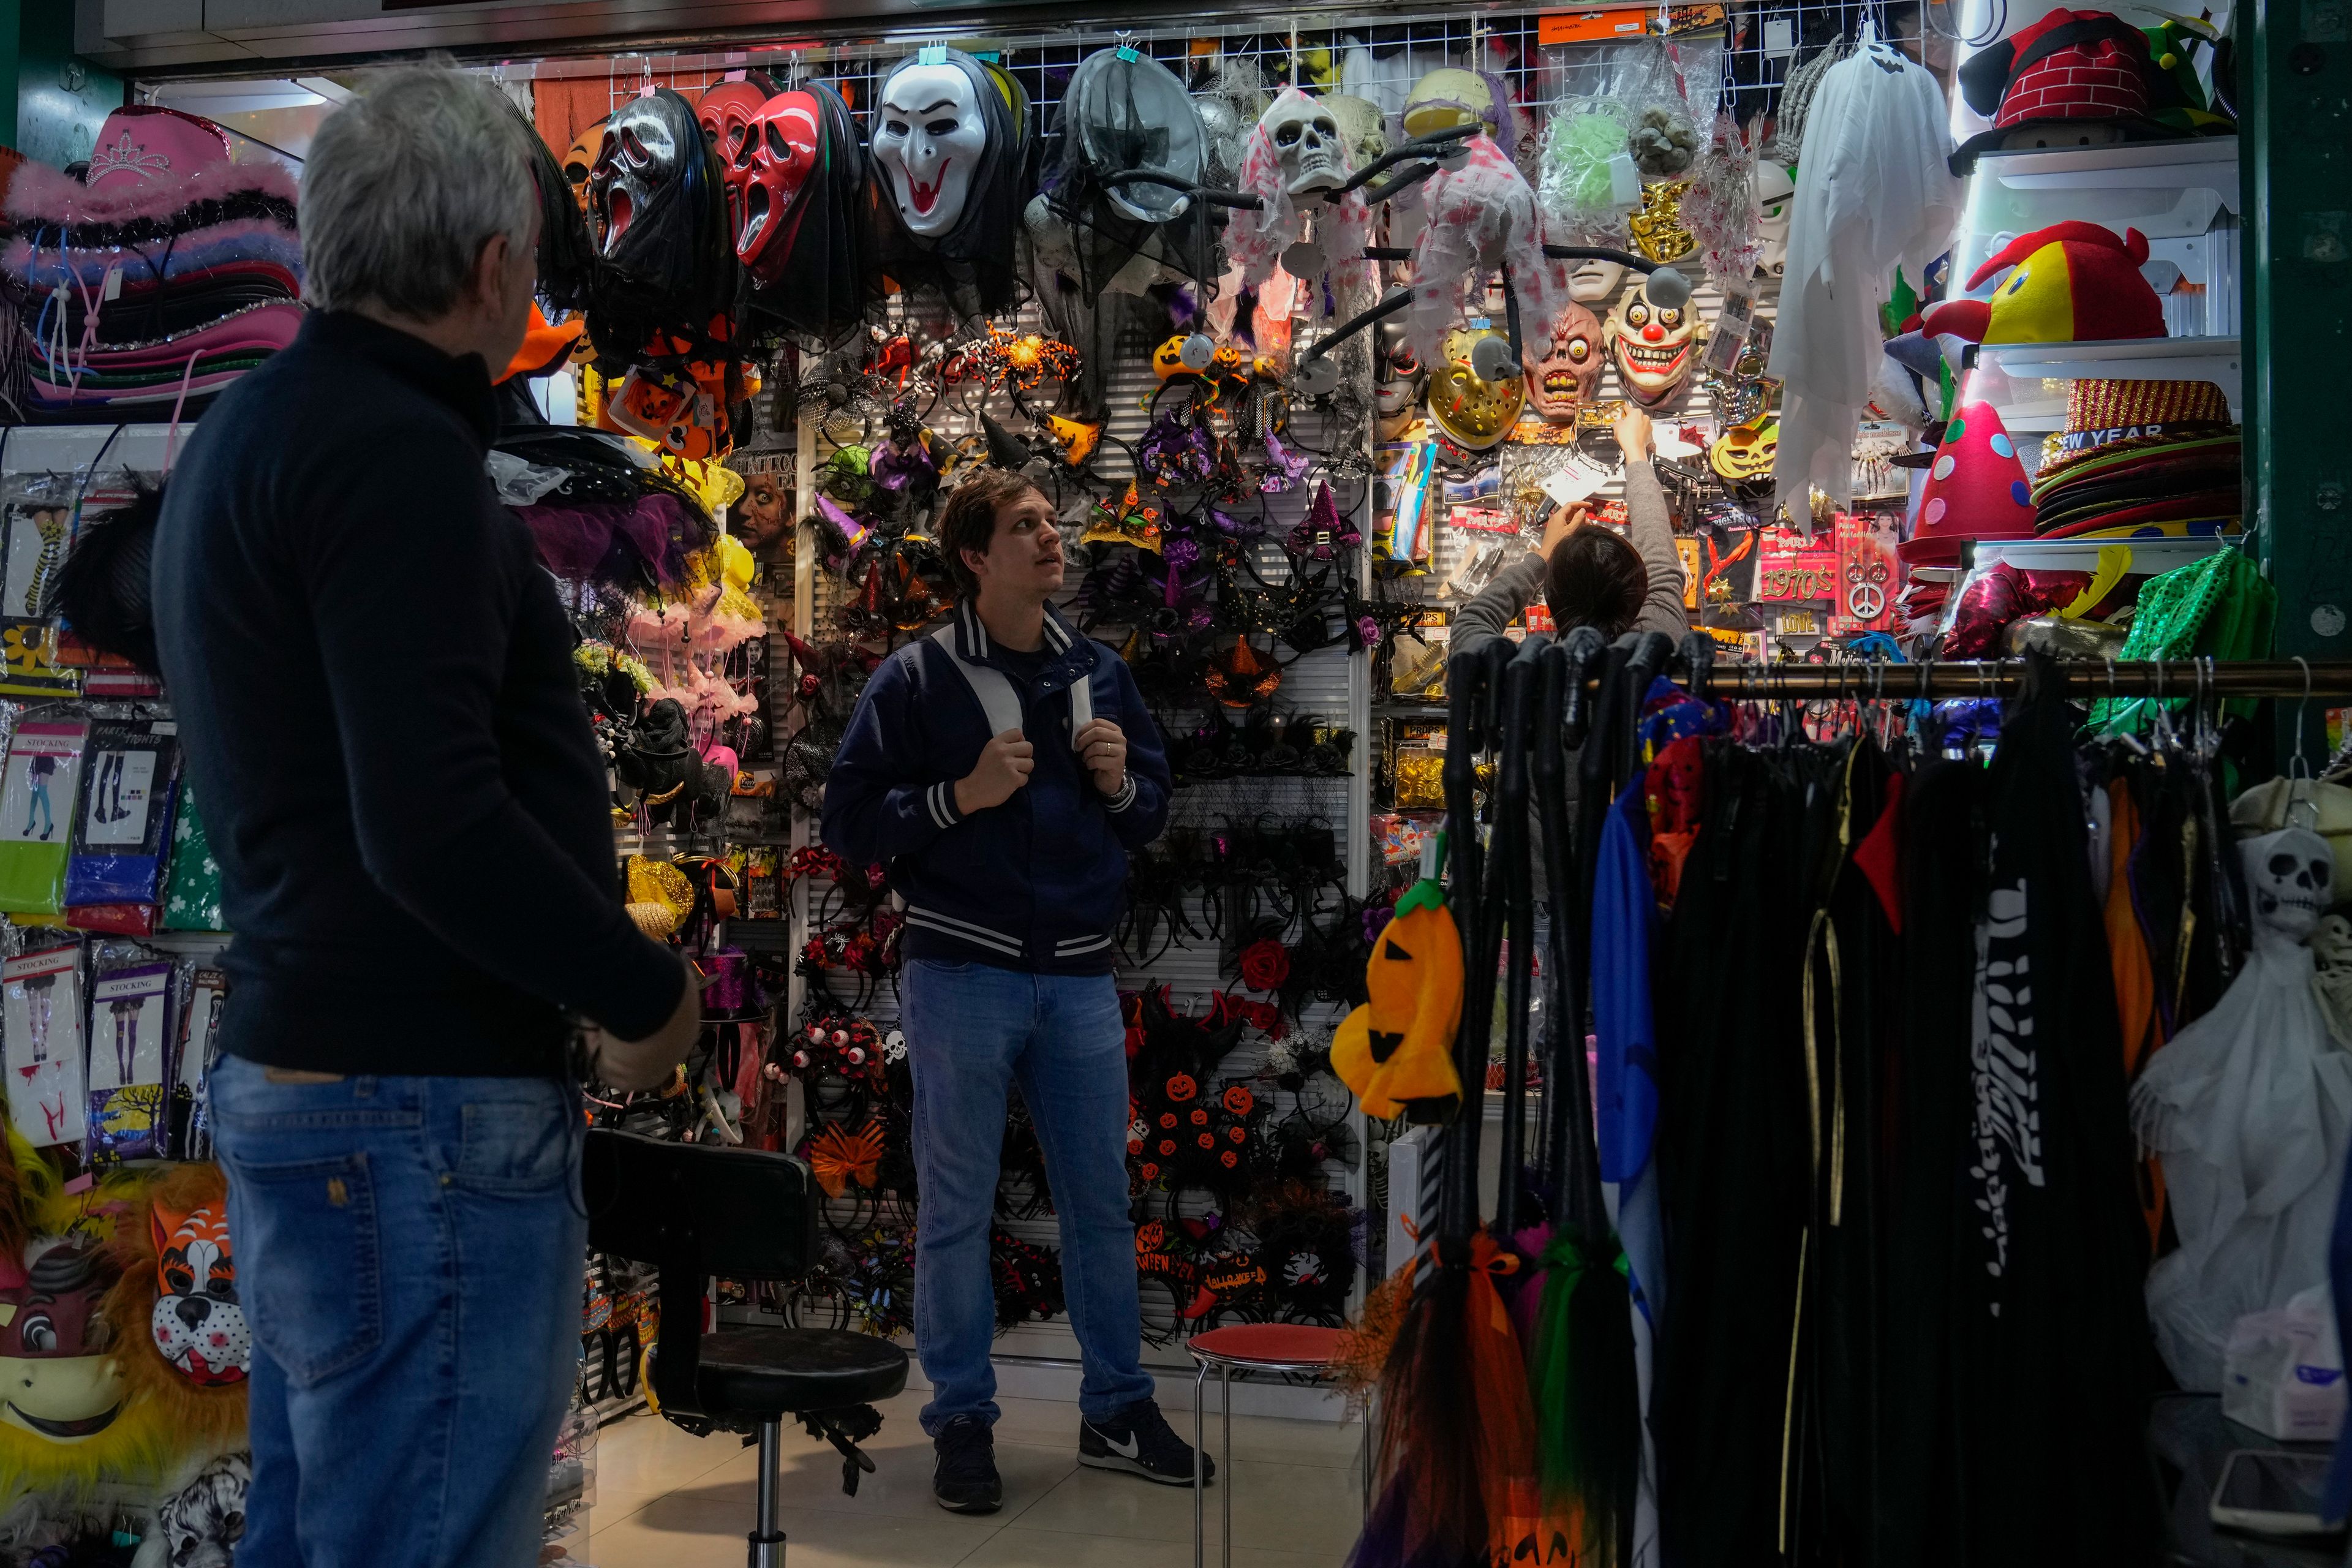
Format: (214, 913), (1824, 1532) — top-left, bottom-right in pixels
(1259, 91), (1349, 197)
(872, 59), (988, 238)
(1427, 325), (1525, 451)
(1525, 300), (1605, 423)
(1754, 162), (1795, 277)
(589, 96), (685, 258)
(735, 91), (821, 280)
(1605, 276), (1700, 409)
(150, 1192), (249, 1387)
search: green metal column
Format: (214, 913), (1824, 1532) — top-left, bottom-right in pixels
(2250, 0), (2352, 763)
(5, 1), (118, 164)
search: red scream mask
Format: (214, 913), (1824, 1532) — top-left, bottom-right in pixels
(697, 80), (773, 246)
(735, 91), (821, 282)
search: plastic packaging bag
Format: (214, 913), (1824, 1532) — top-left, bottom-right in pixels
(161, 780), (225, 932)
(0, 717), (88, 915)
(2223, 1285), (2348, 1441)
(66, 720), (180, 934)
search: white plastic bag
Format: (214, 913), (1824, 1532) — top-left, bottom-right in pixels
(2222, 1284), (2347, 1441)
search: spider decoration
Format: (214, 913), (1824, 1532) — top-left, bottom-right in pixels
(971, 326), (1081, 393)
(1245, 1182), (1362, 1325)
(832, 1225), (917, 1339)
(990, 1229), (1065, 1331)
(804, 1115), (886, 1200)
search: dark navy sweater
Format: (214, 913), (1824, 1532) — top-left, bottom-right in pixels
(821, 598), (1170, 972)
(151, 311), (682, 1076)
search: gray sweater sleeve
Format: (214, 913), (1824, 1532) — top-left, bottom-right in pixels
(1450, 550), (1547, 661)
(1624, 458), (1691, 638)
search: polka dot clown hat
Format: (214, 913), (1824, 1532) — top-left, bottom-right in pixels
(1899, 400), (2039, 567)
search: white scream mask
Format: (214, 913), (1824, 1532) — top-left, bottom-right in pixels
(1567, 255), (1626, 304)
(872, 61), (987, 238)
(1754, 162), (1795, 278)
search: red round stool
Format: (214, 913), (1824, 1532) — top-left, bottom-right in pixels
(1185, 1324), (1364, 1568)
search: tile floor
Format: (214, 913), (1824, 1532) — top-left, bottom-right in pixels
(581, 1389), (1365, 1568)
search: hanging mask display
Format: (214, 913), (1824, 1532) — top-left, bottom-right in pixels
(589, 92), (688, 259)
(1229, 88), (1373, 300)
(1404, 134), (1569, 374)
(734, 90), (821, 284)
(1374, 322), (1427, 440)
(695, 75), (775, 164)
(1523, 300), (1605, 423)
(1754, 161), (1795, 278)
(865, 48), (1022, 312)
(1400, 67), (1511, 144)
(1427, 325), (1526, 453)
(1567, 255), (1627, 304)
(1036, 47), (1211, 304)
(564, 118), (608, 215)
(1321, 94), (1389, 173)
(145, 1177), (249, 1387)
(1605, 273), (1703, 409)
(1628, 178), (1698, 263)
(872, 58), (988, 238)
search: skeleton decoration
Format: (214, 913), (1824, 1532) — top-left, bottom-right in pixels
(2249, 827), (2335, 946)
(1322, 94), (1390, 175)
(1403, 134), (1570, 376)
(587, 94), (687, 258)
(2134, 823), (2352, 1391)
(733, 90), (821, 283)
(1229, 88), (1372, 301)
(871, 56), (989, 238)
(1754, 161), (1795, 277)
(1605, 272), (1705, 409)
(1375, 321), (1427, 440)
(1523, 300), (1606, 423)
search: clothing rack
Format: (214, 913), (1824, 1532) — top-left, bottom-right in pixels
(1669, 658), (2352, 701)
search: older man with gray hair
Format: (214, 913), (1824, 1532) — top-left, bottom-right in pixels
(151, 69), (698, 1567)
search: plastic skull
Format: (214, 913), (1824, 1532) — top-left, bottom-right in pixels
(1754, 162), (1796, 277)
(1524, 300), (1605, 423)
(872, 58), (987, 238)
(2245, 826), (2335, 946)
(1604, 274), (1701, 410)
(735, 91), (821, 281)
(1259, 92), (1348, 197)
(588, 95), (685, 258)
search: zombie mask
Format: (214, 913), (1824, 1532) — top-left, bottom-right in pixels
(1567, 255), (1627, 304)
(588, 94), (686, 258)
(0, 1240), (125, 1444)
(1374, 322), (1427, 436)
(564, 119), (608, 216)
(2244, 827), (2335, 948)
(1605, 275), (1701, 409)
(1258, 91), (1349, 197)
(1754, 162), (1795, 277)
(872, 56), (989, 238)
(736, 91), (821, 281)
(1525, 300), (1605, 423)
(1426, 325), (1525, 452)
(150, 1193), (249, 1387)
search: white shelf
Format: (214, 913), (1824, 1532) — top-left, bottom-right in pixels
(1974, 335), (2242, 420)
(1972, 136), (2238, 211)
(0, 423), (184, 475)
(1977, 535), (2239, 576)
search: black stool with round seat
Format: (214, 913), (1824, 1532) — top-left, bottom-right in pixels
(584, 1129), (908, 1568)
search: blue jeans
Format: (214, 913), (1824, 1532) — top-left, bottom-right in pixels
(210, 1056), (586, 1568)
(902, 959), (1154, 1433)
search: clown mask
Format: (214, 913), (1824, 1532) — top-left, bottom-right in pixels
(1524, 300), (1605, 423)
(1605, 276), (1702, 410)
(588, 94), (687, 258)
(872, 58), (987, 238)
(736, 91), (821, 281)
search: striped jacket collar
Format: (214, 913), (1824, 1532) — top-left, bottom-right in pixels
(949, 598), (1096, 684)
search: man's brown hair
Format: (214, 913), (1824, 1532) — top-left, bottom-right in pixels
(1545, 528), (1649, 638)
(939, 470), (1047, 598)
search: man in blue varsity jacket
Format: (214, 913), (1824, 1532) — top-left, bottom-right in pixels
(822, 470), (1207, 1513)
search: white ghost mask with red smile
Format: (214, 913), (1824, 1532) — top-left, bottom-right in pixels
(872, 60), (987, 238)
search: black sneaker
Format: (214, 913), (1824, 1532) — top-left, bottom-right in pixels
(932, 1415), (1003, 1513)
(1077, 1398), (1215, 1486)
